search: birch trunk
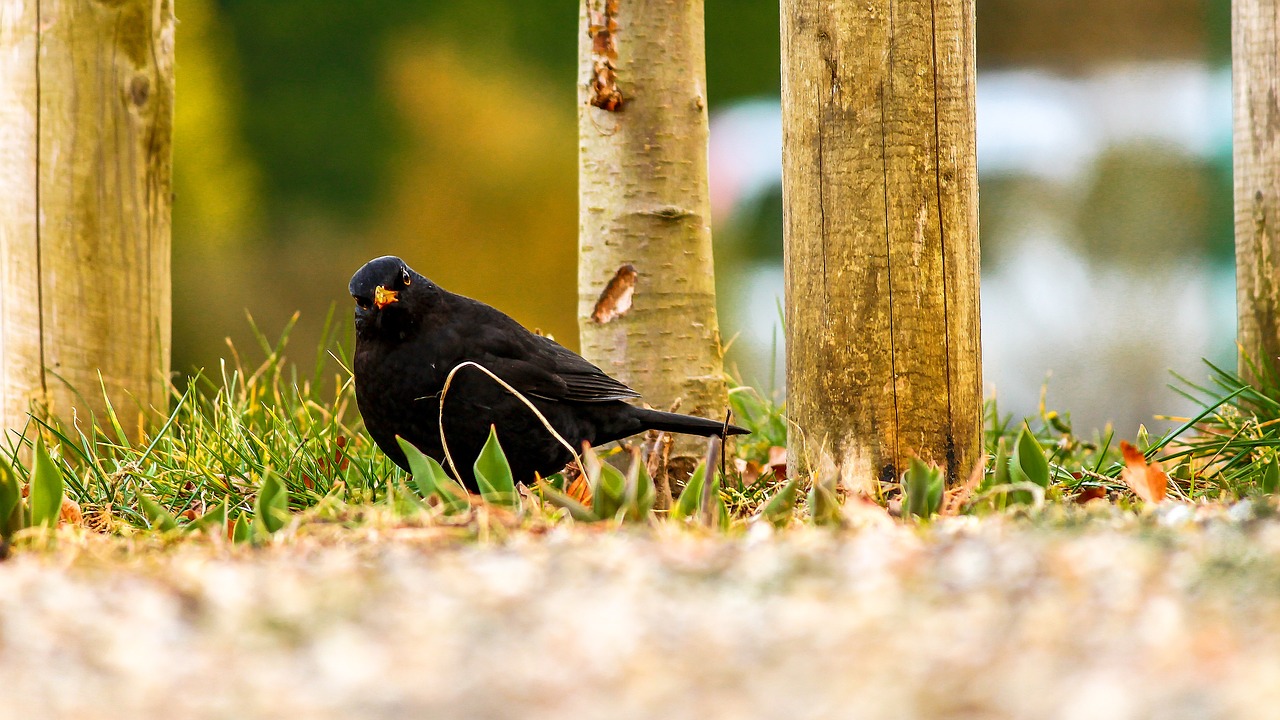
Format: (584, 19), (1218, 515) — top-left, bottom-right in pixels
(1234, 0), (1280, 379)
(780, 0), (982, 491)
(0, 0), (174, 442)
(578, 0), (728, 477)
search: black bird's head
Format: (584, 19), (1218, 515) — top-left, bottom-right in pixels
(349, 256), (436, 339)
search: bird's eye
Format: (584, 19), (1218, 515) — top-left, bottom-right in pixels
(401, 269), (411, 287)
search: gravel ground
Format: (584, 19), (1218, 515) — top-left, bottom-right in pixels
(3, 507), (1280, 719)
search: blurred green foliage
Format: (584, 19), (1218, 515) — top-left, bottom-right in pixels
(174, 0), (788, 376)
(174, 0), (1233, 405)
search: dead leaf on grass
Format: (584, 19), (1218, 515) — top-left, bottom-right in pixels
(59, 498), (83, 527)
(1120, 441), (1168, 504)
(768, 446), (787, 482)
(566, 474), (593, 508)
(1074, 486), (1108, 504)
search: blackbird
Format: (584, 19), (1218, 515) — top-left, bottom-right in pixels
(350, 256), (747, 490)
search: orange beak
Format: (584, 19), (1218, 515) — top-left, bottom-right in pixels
(373, 286), (400, 310)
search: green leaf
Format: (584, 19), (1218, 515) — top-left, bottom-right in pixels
(1264, 457), (1280, 495)
(139, 496), (179, 532)
(903, 458), (944, 519)
(585, 445), (626, 521)
(254, 469), (289, 536)
(473, 426), (518, 508)
(991, 438), (1011, 488)
(760, 478), (800, 529)
(543, 472), (568, 492)
(624, 450), (656, 522)
(672, 463), (706, 521)
(0, 453), (24, 540)
(186, 500), (228, 535)
(397, 436), (468, 515)
(539, 484), (599, 522)
(231, 513), (252, 544)
(807, 474), (841, 526)
(1008, 426), (1050, 505)
(29, 439), (64, 531)
(390, 478), (427, 516)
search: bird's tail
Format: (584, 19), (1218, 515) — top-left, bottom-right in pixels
(633, 408), (749, 437)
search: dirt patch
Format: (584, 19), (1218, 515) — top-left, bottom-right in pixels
(1, 511), (1278, 718)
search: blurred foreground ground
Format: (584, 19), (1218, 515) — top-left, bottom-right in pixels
(4, 510), (1280, 719)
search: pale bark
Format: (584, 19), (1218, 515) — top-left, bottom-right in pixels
(1234, 0), (1280, 378)
(578, 0), (728, 472)
(780, 0), (982, 490)
(0, 0), (174, 442)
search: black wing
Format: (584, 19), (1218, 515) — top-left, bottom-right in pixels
(532, 335), (640, 402)
(459, 301), (640, 403)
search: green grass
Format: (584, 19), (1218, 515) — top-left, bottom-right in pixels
(2, 310), (396, 538)
(1, 314), (1278, 545)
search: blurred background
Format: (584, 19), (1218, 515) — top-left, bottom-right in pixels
(174, 0), (1235, 434)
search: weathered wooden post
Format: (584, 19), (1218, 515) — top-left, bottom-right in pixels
(780, 0), (981, 490)
(1234, 0), (1280, 377)
(578, 0), (729, 481)
(0, 0), (174, 442)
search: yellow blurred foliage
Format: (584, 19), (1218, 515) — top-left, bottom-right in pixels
(172, 0), (261, 247)
(376, 36), (579, 347)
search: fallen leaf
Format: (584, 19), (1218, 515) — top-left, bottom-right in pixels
(733, 458), (762, 486)
(59, 497), (83, 526)
(1120, 441), (1168, 504)
(567, 474), (594, 508)
(941, 459), (987, 516)
(767, 446), (787, 482)
(1074, 486), (1108, 504)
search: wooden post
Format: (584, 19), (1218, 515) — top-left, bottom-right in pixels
(578, 0), (729, 477)
(1234, 0), (1280, 377)
(780, 0), (981, 490)
(0, 0), (174, 442)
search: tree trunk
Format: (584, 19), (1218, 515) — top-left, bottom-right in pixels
(1234, 0), (1280, 379)
(577, 0), (728, 480)
(780, 0), (981, 491)
(0, 0), (174, 442)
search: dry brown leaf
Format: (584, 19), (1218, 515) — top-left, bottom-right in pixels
(1074, 486), (1108, 504)
(767, 446), (787, 482)
(566, 474), (594, 508)
(733, 458), (762, 486)
(59, 498), (83, 527)
(941, 459), (987, 516)
(1120, 441), (1168, 504)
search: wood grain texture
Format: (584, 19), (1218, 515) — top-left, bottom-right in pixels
(781, 0), (981, 490)
(0, 0), (173, 441)
(578, 0), (728, 464)
(1234, 0), (1280, 377)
